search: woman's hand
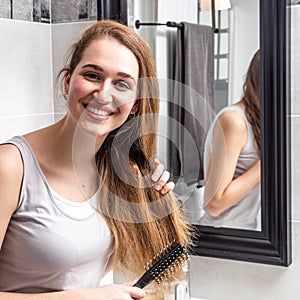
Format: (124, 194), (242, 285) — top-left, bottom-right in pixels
(71, 284), (145, 300)
(0, 284), (145, 300)
(151, 159), (175, 195)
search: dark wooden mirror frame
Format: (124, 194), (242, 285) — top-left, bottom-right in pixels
(97, 0), (292, 266)
(192, 0), (292, 266)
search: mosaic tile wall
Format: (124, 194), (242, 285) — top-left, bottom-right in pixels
(51, 0), (97, 23)
(0, 0), (97, 23)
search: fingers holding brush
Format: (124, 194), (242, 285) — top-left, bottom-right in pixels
(122, 282), (145, 299)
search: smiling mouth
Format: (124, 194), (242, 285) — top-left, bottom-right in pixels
(84, 104), (115, 116)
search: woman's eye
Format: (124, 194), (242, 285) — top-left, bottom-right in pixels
(84, 73), (100, 81)
(115, 81), (130, 90)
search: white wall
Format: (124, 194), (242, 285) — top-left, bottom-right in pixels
(0, 18), (95, 142)
(0, 19), (53, 142)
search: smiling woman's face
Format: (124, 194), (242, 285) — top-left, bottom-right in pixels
(65, 37), (139, 139)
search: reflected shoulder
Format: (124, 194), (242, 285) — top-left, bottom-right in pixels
(217, 110), (247, 133)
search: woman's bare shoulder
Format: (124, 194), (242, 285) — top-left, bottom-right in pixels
(0, 143), (24, 187)
(0, 143), (23, 169)
(0, 144), (24, 248)
(217, 110), (247, 133)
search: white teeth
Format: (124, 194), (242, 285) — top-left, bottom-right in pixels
(86, 106), (112, 116)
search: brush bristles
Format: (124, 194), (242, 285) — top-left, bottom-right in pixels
(143, 241), (189, 286)
(144, 241), (175, 271)
(154, 252), (189, 285)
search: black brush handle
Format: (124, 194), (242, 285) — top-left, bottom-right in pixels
(133, 272), (154, 289)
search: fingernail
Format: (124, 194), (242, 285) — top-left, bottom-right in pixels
(151, 174), (159, 182)
(155, 184), (161, 190)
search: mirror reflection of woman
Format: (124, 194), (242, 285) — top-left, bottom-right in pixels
(199, 50), (261, 230)
(0, 20), (192, 299)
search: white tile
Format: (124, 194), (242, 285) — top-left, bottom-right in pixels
(0, 19), (53, 118)
(0, 114), (53, 143)
(190, 221), (300, 300)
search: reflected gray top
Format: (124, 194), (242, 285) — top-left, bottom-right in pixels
(199, 106), (261, 230)
(0, 136), (113, 292)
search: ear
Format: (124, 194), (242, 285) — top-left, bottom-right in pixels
(130, 102), (139, 115)
(64, 72), (71, 96)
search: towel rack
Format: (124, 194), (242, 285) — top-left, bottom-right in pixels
(135, 19), (218, 33)
(135, 20), (183, 29)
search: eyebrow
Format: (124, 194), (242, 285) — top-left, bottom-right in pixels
(82, 64), (137, 83)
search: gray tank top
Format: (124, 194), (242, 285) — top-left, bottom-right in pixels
(199, 106), (261, 230)
(0, 136), (113, 292)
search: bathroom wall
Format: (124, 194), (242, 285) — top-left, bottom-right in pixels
(0, 18), (53, 142)
(0, 0), (53, 143)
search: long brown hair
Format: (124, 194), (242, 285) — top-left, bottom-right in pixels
(242, 50), (261, 153)
(61, 20), (192, 277)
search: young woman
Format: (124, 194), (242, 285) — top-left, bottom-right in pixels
(0, 20), (191, 299)
(199, 50), (261, 230)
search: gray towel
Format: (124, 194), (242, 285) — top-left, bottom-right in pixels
(169, 22), (214, 185)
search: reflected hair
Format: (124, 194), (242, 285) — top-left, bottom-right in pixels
(242, 50), (261, 154)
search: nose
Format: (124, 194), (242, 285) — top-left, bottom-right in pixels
(93, 91), (113, 105)
(92, 81), (113, 104)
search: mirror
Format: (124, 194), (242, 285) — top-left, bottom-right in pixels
(187, 0), (261, 232)
(192, 0), (292, 266)
(97, 0), (291, 266)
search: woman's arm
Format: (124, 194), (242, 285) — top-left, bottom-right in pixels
(0, 144), (23, 249)
(0, 285), (145, 300)
(203, 111), (261, 217)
